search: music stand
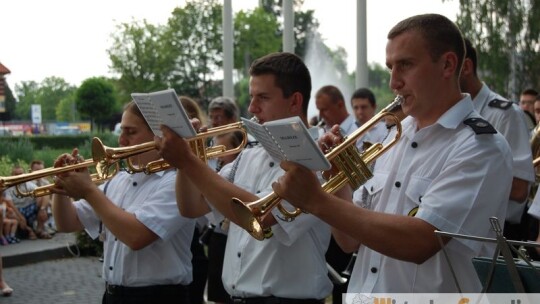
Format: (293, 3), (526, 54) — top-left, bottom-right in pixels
(434, 217), (540, 293)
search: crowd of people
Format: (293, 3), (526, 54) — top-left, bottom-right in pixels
(2, 12), (540, 303)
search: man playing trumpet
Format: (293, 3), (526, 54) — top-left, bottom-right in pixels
(156, 52), (332, 303)
(51, 101), (195, 303)
(272, 14), (513, 293)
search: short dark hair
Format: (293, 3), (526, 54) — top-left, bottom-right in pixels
(463, 38), (478, 75)
(316, 85), (345, 104)
(208, 96), (239, 121)
(30, 160), (44, 168)
(351, 88), (376, 107)
(388, 14), (465, 75)
(249, 52), (312, 116)
(521, 88), (538, 96)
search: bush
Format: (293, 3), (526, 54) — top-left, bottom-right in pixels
(0, 137), (34, 164)
(0, 156), (29, 177)
(76, 231), (104, 257)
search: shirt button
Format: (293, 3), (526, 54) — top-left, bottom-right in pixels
(269, 162), (274, 167)
(370, 267), (377, 273)
(237, 252), (241, 258)
(395, 181), (401, 188)
(411, 142), (418, 148)
(419, 196), (422, 202)
(370, 186), (374, 192)
(133, 182), (137, 187)
(232, 285), (236, 290)
(256, 190), (261, 194)
(109, 266), (113, 270)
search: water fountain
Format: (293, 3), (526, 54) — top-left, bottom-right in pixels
(304, 33), (355, 121)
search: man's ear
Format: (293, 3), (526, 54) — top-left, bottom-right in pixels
(442, 52), (459, 78)
(290, 92), (303, 114)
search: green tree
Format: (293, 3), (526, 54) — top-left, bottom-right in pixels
(234, 7), (282, 76)
(56, 93), (80, 122)
(259, 0), (320, 58)
(14, 77), (75, 121)
(75, 77), (117, 132)
(453, 0), (540, 98)
(108, 20), (170, 104)
(164, 0), (224, 104)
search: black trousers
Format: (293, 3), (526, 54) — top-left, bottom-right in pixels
(188, 227), (209, 304)
(325, 236), (351, 304)
(231, 297), (324, 304)
(102, 283), (189, 304)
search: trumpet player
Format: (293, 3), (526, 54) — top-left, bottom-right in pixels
(273, 14), (513, 293)
(460, 38), (535, 243)
(51, 101), (195, 304)
(156, 52), (332, 303)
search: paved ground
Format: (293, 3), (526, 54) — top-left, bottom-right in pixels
(1, 232), (104, 303)
(2, 256), (103, 303)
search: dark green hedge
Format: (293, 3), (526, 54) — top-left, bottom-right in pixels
(1, 135), (92, 149)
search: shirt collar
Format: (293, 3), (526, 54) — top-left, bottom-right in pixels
(403, 94), (475, 138)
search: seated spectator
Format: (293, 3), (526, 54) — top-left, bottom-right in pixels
(5, 165), (51, 239)
(0, 196), (19, 245)
(29, 160), (56, 235)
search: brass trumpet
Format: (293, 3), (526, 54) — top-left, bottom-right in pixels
(1, 122), (247, 197)
(534, 156), (540, 168)
(231, 96), (405, 240)
(0, 138), (119, 198)
(95, 121), (248, 175)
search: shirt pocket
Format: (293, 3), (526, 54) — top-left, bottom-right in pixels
(404, 176), (431, 217)
(357, 173), (387, 210)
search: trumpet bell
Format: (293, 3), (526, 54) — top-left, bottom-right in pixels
(231, 197), (266, 240)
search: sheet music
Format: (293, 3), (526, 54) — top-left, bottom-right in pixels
(242, 116), (331, 171)
(131, 89), (196, 138)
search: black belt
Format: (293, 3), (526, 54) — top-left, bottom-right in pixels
(105, 282), (187, 296)
(231, 296), (324, 304)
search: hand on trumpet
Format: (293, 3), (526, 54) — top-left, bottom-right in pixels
(51, 148), (94, 200)
(319, 125), (345, 180)
(154, 119), (204, 170)
(271, 125), (352, 215)
(272, 161), (324, 214)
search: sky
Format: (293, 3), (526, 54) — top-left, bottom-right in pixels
(0, 0), (460, 89)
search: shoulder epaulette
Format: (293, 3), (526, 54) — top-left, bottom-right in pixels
(463, 118), (497, 134)
(488, 99), (512, 110)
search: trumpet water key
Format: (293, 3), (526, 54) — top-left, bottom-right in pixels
(231, 96), (405, 241)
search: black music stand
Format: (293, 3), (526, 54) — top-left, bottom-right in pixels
(435, 217), (540, 293)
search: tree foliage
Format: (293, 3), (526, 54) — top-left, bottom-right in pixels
(13, 77), (76, 121)
(453, 0), (540, 98)
(56, 93), (80, 122)
(108, 20), (170, 104)
(164, 0), (224, 105)
(234, 7), (281, 76)
(259, 0), (320, 58)
(108, 0), (223, 109)
(75, 77), (117, 132)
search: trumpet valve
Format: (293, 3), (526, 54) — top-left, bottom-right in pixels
(333, 145), (374, 190)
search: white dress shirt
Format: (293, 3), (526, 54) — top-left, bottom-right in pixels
(355, 121), (388, 151)
(348, 95), (513, 293)
(472, 84), (535, 223)
(216, 127), (332, 299)
(75, 169), (195, 287)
